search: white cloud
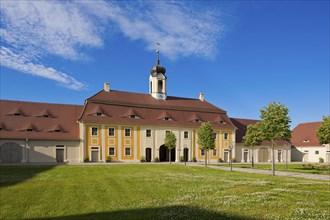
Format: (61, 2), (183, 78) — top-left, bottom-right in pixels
(0, 46), (85, 90)
(0, 1), (224, 89)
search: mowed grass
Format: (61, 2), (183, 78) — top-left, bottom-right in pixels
(0, 165), (329, 220)
(214, 163), (330, 175)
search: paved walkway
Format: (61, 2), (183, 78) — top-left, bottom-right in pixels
(187, 163), (330, 181)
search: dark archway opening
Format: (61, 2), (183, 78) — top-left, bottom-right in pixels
(159, 145), (175, 162)
(146, 148), (152, 162)
(184, 148), (189, 162)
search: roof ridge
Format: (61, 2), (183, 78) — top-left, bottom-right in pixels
(0, 99), (83, 107)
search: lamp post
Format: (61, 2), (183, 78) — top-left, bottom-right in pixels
(229, 142), (233, 171)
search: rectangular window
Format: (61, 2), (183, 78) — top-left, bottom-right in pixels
(125, 147), (131, 156)
(109, 147), (115, 156)
(224, 132), (229, 140)
(108, 128), (115, 137)
(146, 129), (151, 137)
(92, 127), (98, 136)
(213, 149), (217, 156)
(125, 128), (131, 137)
(315, 151), (319, 155)
(201, 149), (205, 156)
(184, 131), (189, 139)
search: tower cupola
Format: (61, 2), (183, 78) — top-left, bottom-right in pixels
(149, 50), (167, 100)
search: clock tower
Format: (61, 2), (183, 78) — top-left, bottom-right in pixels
(149, 50), (167, 100)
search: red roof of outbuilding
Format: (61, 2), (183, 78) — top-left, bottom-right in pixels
(291, 122), (321, 146)
(0, 100), (83, 140)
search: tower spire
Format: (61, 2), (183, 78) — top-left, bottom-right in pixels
(156, 49), (160, 65)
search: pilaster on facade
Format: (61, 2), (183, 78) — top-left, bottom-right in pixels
(118, 126), (122, 161)
(101, 125), (106, 162)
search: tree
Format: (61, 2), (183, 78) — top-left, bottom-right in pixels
(197, 122), (216, 167)
(317, 116), (330, 145)
(259, 102), (291, 176)
(243, 122), (263, 167)
(164, 131), (177, 164)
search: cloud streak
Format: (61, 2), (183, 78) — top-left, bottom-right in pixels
(0, 1), (224, 89)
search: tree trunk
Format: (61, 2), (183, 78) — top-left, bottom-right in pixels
(286, 145), (288, 170)
(271, 142), (275, 176)
(204, 149), (207, 167)
(208, 149), (210, 165)
(169, 149), (171, 164)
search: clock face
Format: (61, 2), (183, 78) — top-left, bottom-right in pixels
(156, 93), (165, 99)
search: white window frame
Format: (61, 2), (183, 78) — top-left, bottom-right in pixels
(125, 128), (131, 137)
(108, 147), (116, 156)
(125, 147), (131, 156)
(91, 127), (98, 136)
(146, 129), (152, 138)
(108, 127), (115, 137)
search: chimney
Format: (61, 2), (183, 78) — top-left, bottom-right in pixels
(104, 82), (110, 92)
(199, 93), (205, 101)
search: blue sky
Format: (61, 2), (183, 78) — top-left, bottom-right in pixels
(0, 0), (329, 128)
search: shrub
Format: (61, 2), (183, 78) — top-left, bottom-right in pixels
(154, 157), (160, 162)
(217, 158), (223, 163)
(140, 156), (146, 162)
(83, 156), (89, 162)
(192, 156), (197, 162)
(232, 157), (236, 162)
(319, 157), (324, 163)
(106, 156), (112, 163)
(180, 156), (185, 162)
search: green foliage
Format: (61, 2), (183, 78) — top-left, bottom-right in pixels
(244, 122), (263, 148)
(180, 156), (185, 162)
(217, 158), (223, 163)
(164, 131), (177, 150)
(197, 122), (216, 150)
(259, 102), (291, 143)
(106, 156), (112, 162)
(317, 116), (330, 144)
(140, 156), (146, 162)
(319, 157), (324, 163)
(164, 131), (177, 164)
(192, 156), (197, 162)
(153, 157), (160, 162)
(83, 156), (89, 162)
(197, 121), (216, 167)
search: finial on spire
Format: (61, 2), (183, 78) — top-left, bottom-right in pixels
(156, 49), (160, 65)
(156, 42), (161, 65)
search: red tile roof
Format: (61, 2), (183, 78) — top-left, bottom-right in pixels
(0, 100), (83, 140)
(291, 122), (321, 146)
(230, 118), (260, 143)
(79, 90), (236, 130)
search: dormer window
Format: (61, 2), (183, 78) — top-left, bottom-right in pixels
(163, 117), (173, 121)
(96, 112), (102, 116)
(193, 119), (202, 123)
(26, 128), (33, 132)
(218, 121), (226, 124)
(14, 113), (21, 116)
(54, 129), (61, 133)
(303, 140), (310, 143)
(43, 115), (49, 118)
(130, 115), (136, 119)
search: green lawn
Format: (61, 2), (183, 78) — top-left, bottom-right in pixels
(214, 163), (330, 175)
(1, 164), (329, 220)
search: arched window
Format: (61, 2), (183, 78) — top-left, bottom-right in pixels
(150, 81), (152, 93)
(158, 80), (163, 93)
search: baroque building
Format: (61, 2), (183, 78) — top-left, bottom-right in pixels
(0, 52), (237, 163)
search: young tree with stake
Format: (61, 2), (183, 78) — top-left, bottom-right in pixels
(198, 122), (216, 167)
(164, 131), (177, 164)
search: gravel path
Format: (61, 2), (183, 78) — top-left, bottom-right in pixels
(188, 163), (330, 181)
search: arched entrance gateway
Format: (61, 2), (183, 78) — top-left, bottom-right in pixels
(159, 145), (175, 162)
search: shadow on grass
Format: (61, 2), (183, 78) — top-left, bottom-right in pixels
(0, 165), (56, 188)
(24, 205), (259, 220)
